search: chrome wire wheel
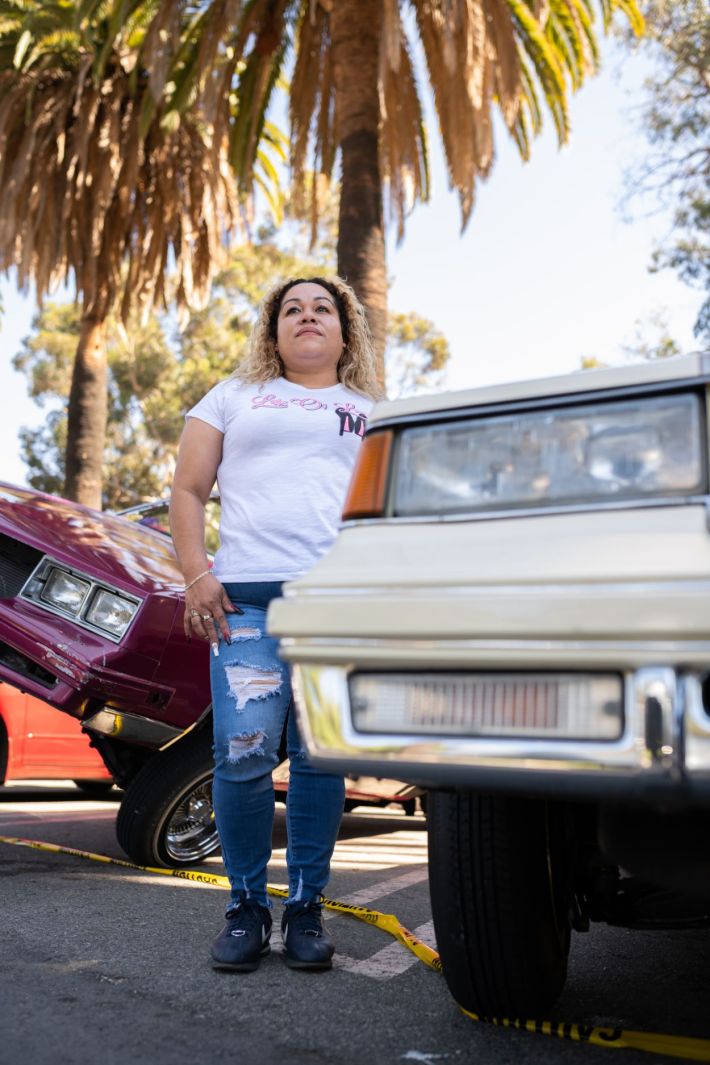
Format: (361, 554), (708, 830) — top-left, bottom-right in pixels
(163, 774), (220, 863)
(117, 726), (221, 868)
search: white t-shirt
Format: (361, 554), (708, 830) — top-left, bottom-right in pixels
(186, 376), (373, 581)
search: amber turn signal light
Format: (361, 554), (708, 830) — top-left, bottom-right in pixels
(342, 430), (393, 521)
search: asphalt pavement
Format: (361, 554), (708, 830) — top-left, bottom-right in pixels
(1, 783), (709, 1065)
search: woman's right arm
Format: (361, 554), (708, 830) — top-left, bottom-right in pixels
(170, 418), (235, 647)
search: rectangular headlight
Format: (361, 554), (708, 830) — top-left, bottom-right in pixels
(40, 568), (91, 614)
(85, 589), (139, 638)
(394, 392), (704, 515)
(350, 672), (624, 740)
(22, 558), (142, 642)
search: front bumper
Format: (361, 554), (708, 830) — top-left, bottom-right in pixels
(269, 506), (710, 800)
(0, 605), (176, 738)
(81, 707), (182, 746)
(278, 650), (710, 800)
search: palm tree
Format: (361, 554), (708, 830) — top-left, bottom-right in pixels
(155, 0), (644, 381)
(0, 1), (246, 507)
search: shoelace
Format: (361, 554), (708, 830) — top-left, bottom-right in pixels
(286, 901), (324, 937)
(226, 900), (269, 936)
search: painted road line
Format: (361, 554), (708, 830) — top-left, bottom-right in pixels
(266, 868), (433, 978)
(0, 804), (118, 816)
(4, 835), (710, 1059)
(271, 828), (428, 876)
(270, 928), (284, 951)
(0, 811), (117, 823)
(327, 828), (429, 872)
(321, 867), (429, 924)
(334, 867), (429, 908)
(334, 921), (437, 981)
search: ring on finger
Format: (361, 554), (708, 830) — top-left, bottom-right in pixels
(189, 609), (200, 618)
(201, 613), (213, 621)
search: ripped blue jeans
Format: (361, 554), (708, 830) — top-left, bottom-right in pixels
(210, 582), (345, 912)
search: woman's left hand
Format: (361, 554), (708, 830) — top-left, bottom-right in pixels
(184, 574), (238, 651)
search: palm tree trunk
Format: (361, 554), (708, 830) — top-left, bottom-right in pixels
(330, 0), (387, 387)
(64, 302), (109, 509)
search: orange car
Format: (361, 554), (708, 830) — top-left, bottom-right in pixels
(0, 681), (112, 793)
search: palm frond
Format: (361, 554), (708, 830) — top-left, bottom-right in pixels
(229, 23), (288, 188)
(382, 0), (402, 73)
(0, 0), (647, 318)
(412, 0), (499, 224)
(505, 0), (569, 139)
(611, 0), (644, 35)
(289, 0), (334, 235)
(565, 0), (600, 67)
(517, 51), (543, 142)
(290, 0), (326, 193)
(550, 2), (588, 87)
(0, 56), (240, 325)
(131, 0), (184, 116)
(483, 0), (522, 126)
(380, 29), (429, 241)
(93, 0), (154, 82)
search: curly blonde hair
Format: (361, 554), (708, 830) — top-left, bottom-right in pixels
(234, 275), (382, 399)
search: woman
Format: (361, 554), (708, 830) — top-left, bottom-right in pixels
(169, 276), (380, 973)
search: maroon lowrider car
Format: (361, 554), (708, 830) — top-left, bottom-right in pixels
(0, 483), (418, 866)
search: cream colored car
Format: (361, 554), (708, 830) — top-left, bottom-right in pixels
(269, 352), (710, 1018)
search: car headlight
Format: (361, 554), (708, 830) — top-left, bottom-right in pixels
(40, 568), (91, 614)
(393, 392), (704, 516)
(85, 589), (140, 638)
(22, 559), (142, 642)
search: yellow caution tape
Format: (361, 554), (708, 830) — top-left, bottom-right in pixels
(0, 834), (232, 885)
(0, 835), (439, 970)
(266, 882), (441, 971)
(457, 1012), (710, 1063)
(1, 834), (709, 1061)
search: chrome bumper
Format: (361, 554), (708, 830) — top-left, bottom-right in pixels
(82, 708), (182, 747)
(285, 656), (710, 799)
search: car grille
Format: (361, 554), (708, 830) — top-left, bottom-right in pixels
(0, 641), (57, 688)
(0, 534), (43, 598)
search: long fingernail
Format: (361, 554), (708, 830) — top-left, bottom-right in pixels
(212, 643), (219, 657)
(233, 606), (244, 615)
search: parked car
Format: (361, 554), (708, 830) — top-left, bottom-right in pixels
(0, 680), (112, 793)
(0, 485), (418, 868)
(268, 352), (710, 1018)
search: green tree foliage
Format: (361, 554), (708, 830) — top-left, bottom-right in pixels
(620, 311), (684, 361)
(624, 0), (709, 345)
(580, 310), (683, 368)
(387, 314), (449, 398)
(14, 302), (184, 506)
(0, 0), (283, 507)
(14, 231), (449, 508)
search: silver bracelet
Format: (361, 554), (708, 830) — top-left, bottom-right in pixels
(182, 568), (212, 593)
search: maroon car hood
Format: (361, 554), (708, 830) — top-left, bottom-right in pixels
(0, 483), (183, 593)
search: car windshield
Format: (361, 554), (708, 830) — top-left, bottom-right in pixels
(118, 499), (221, 555)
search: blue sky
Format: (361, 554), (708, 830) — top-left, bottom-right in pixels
(0, 39), (702, 490)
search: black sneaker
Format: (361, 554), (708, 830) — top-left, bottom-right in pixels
(211, 897), (272, 972)
(281, 898), (334, 970)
